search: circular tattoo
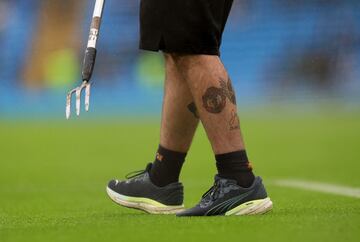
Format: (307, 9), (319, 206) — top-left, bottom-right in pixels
(202, 87), (226, 113)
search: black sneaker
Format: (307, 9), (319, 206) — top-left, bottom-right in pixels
(106, 163), (185, 214)
(177, 176), (272, 216)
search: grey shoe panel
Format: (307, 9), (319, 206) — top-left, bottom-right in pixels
(177, 176), (269, 217)
(108, 172), (183, 206)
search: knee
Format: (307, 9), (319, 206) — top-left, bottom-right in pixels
(164, 53), (186, 65)
(163, 53), (185, 72)
(164, 53), (202, 70)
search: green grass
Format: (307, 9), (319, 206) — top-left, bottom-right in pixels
(1, 111), (359, 242)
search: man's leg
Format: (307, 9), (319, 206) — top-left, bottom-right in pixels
(106, 54), (200, 214)
(173, 54), (273, 217)
(172, 54), (254, 188)
(159, 54), (199, 152)
(149, 54), (200, 187)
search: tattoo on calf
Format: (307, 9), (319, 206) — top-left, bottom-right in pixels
(227, 77), (236, 105)
(202, 77), (237, 114)
(229, 109), (240, 130)
(202, 87), (227, 113)
(222, 77), (237, 105)
(187, 102), (199, 119)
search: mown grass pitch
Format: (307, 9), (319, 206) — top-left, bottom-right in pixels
(1, 111), (359, 242)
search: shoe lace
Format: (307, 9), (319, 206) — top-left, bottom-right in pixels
(125, 163), (152, 179)
(202, 179), (222, 202)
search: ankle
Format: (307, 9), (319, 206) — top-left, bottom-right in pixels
(215, 150), (255, 188)
(149, 145), (187, 187)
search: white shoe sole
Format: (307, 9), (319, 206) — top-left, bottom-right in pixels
(225, 197), (273, 216)
(106, 187), (185, 214)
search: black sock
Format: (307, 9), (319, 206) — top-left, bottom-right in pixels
(215, 150), (255, 188)
(149, 145), (186, 187)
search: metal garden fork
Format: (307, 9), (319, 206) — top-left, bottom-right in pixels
(66, 0), (105, 119)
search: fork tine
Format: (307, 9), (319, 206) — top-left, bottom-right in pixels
(76, 87), (82, 116)
(66, 82), (90, 119)
(85, 82), (91, 112)
(66, 92), (72, 119)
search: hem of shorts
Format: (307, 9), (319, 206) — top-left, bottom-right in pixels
(139, 45), (220, 56)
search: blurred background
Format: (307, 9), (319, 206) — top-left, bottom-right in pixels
(1, 0), (359, 118)
(1, 1), (360, 241)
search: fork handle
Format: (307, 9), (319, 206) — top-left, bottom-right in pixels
(82, 47), (97, 82)
(82, 0), (105, 82)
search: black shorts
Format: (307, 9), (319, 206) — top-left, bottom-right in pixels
(139, 0), (234, 56)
